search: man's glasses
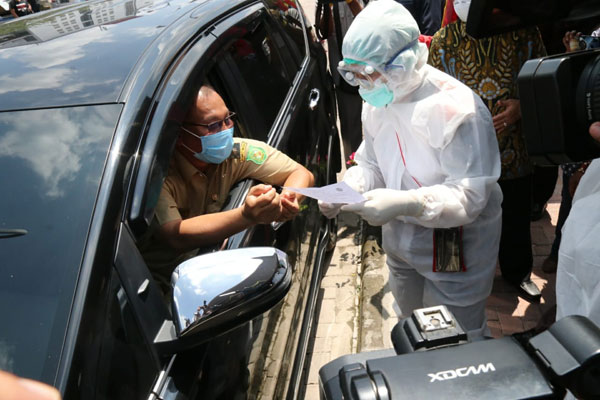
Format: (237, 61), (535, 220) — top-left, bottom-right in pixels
(183, 112), (236, 134)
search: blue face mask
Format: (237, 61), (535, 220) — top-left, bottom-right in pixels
(182, 127), (234, 164)
(359, 83), (394, 108)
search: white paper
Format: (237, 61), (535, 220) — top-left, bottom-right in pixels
(284, 182), (365, 204)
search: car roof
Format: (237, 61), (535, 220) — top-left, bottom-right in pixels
(0, 0), (219, 111)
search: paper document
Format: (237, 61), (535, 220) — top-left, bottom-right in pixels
(285, 182), (365, 204)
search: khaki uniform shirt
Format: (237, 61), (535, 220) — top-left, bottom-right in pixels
(141, 138), (299, 289)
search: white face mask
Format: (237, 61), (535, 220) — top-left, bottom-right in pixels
(453, 0), (471, 22)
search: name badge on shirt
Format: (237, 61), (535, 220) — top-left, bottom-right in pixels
(433, 227), (466, 273)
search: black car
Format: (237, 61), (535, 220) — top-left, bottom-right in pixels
(0, 0), (341, 398)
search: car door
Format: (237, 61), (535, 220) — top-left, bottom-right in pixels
(117, 1), (339, 399)
(203, 2), (339, 398)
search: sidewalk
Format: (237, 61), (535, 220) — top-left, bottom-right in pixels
(302, 179), (561, 399)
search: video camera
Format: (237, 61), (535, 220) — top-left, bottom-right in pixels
(464, 0), (600, 165)
(319, 305), (600, 399)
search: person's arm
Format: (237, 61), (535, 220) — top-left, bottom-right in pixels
(409, 103), (501, 228)
(159, 184), (280, 252)
(417, 0), (443, 36)
(278, 164), (314, 221)
(590, 121), (600, 142)
(563, 30), (582, 52)
(345, 0), (363, 17)
(9, 1), (17, 18)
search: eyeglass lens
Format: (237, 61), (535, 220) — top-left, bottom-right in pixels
(207, 113), (234, 133)
(185, 112), (235, 134)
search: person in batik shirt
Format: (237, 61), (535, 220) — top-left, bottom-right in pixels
(428, 0), (547, 303)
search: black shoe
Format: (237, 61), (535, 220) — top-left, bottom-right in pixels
(517, 279), (542, 303)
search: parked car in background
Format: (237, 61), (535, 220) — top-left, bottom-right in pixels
(0, 0), (340, 398)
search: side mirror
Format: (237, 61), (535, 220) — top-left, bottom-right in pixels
(154, 247), (291, 354)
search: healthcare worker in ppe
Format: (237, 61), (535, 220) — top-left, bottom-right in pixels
(319, 0), (503, 338)
(556, 122), (600, 328)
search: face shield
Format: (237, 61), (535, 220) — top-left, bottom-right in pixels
(337, 38), (419, 90)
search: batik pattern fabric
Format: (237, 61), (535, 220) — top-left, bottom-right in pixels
(428, 21), (547, 180)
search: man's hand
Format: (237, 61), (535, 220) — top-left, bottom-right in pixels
(563, 30), (581, 53)
(277, 191), (300, 222)
(241, 184), (281, 224)
(493, 99), (521, 134)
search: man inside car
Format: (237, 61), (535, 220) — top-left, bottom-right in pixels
(140, 85), (314, 293)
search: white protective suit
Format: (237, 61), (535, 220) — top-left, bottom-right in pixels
(556, 159), (600, 326)
(331, 0), (503, 337)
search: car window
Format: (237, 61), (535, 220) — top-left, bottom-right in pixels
(130, 3), (309, 293)
(0, 105), (121, 383)
(211, 10), (302, 142)
(264, 0), (307, 66)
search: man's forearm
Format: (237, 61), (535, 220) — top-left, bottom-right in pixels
(281, 166), (314, 202)
(161, 207), (253, 252)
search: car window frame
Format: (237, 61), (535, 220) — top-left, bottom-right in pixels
(126, 4), (264, 237)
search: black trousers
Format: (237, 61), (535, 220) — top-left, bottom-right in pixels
(531, 164), (558, 209)
(498, 175), (533, 285)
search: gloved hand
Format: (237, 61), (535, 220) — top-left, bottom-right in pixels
(318, 200), (343, 219)
(318, 165), (367, 219)
(341, 188), (425, 226)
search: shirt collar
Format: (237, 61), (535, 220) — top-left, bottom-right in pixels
(174, 150), (208, 180)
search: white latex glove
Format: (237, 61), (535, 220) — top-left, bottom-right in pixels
(341, 188), (425, 226)
(342, 166), (368, 193)
(318, 200), (343, 219)
(318, 166), (367, 219)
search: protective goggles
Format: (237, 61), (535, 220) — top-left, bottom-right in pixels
(337, 59), (383, 90)
(338, 39), (420, 89)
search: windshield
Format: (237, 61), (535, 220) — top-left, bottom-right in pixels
(0, 104), (121, 383)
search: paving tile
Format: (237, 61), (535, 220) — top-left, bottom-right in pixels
(498, 312), (525, 335)
(532, 244), (552, 256)
(304, 384), (321, 400)
(311, 336), (334, 353)
(317, 299), (337, 324)
(321, 286), (337, 300)
(531, 226), (552, 245)
(511, 299), (542, 319)
(487, 320), (503, 338)
(306, 351), (332, 385)
(320, 275), (354, 288)
(486, 308), (499, 322)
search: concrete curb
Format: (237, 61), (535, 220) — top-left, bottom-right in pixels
(356, 224), (399, 352)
